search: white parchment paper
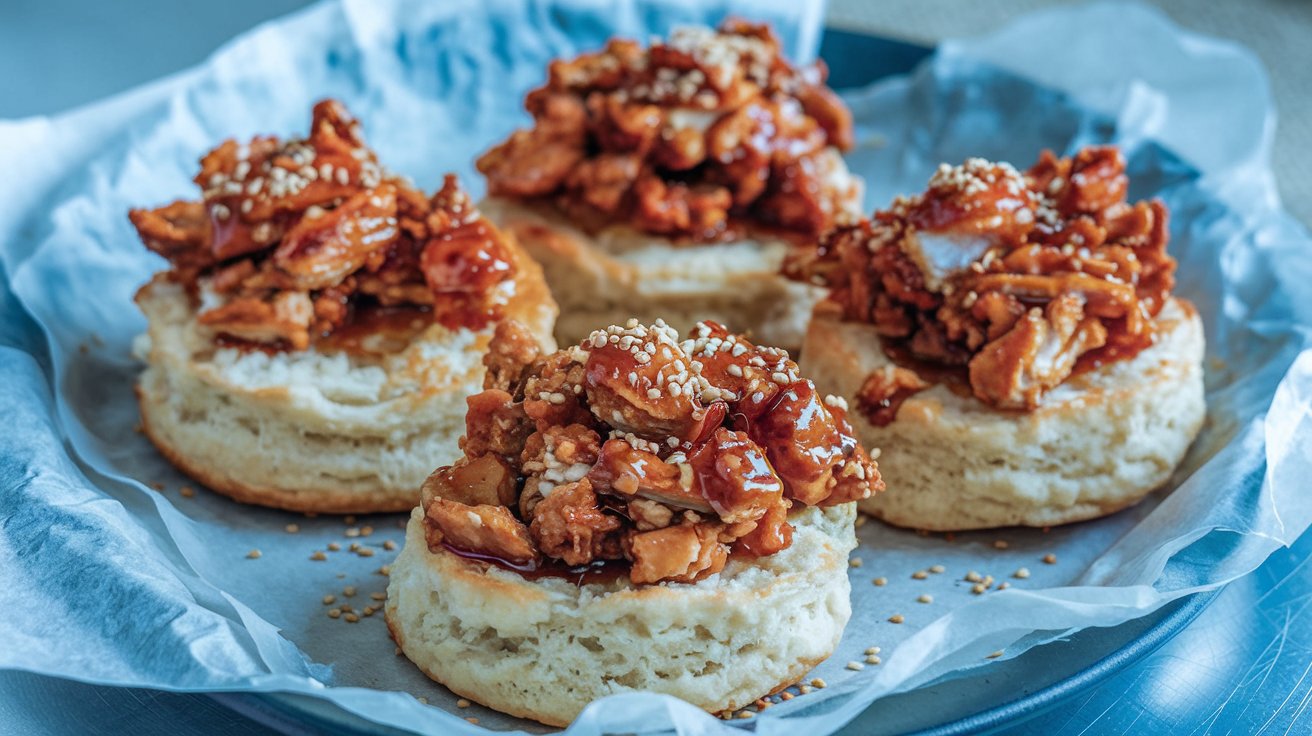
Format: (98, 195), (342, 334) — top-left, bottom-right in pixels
(1, 2), (1309, 734)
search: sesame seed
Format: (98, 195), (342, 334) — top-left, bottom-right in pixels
(866, 655), (882, 665)
(799, 685), (813, 694)
(965, 571), (982, 582)
(327, 608), (341, 619)
(310, 551), (327, 561)
(344, 613), (359, 623)
(1043, 553), (1057, 564)
(361, 526), (374, 537)
(465, 718), (478, 725)
(994, 540), (1009, 550)
(873, 577), (887, 586)
(1014, 567), (1031, 579)
(846, 661), (865, 671)
(383, 540), (397, 551)
(343, 586), (357, 597)
(912, 570), (928, 580)
(359, 548), (375, 557)
(736, 712), (753, 719)
(180, 486), (196, 498)
(370, 592), (386, 601)
(929, 564), (946, 574)
(345, 528), (361, 538)
(917, 594), (933, 604)
(888, 614), (905, 624)
(971, 583), (987, 595)
(456, 699), (471, 708)
(810, 678), (827, 688)
(327, 542), (341, 552)
(998, 582), (1011, 591)
(865, 646), (881, 655)
(284, 524), (300, 534)
(322, 595), (336, 605)
(246, 549), (261, 559)
(849, 558), (863, 568)
(781, 692), (794, 701)
(987, 650), (1004, 659)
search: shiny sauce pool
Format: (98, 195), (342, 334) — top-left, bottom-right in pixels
(440, 543), (630, 587)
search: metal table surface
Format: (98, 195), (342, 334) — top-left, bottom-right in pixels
(1, 2), (1307, 734)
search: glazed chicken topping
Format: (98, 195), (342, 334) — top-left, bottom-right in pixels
(130, 100), (518, 350)
(421, 319), (884, 585)
(476, 19), (861, 243)
(792, 146), (1176, 416)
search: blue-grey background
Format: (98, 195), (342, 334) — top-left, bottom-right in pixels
(1, 1), (1310, 734)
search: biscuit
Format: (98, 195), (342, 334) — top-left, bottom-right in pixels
(479, 196), (827, 351)
(134, 276), (555, 513)
(384, 503), (856, 726)
(802, 297), (1206, 530)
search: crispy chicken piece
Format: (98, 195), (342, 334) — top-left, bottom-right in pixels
(625, 523), (727, 585)
(272, 185), (399, 291)
(197, 291), (314, 349)
(684, 427), (781, 524)
(969, 294), (1109, 409)
(588, 439), (714, 514)
(528, 479), (624, 566)
(856, 365), (931, 427)
(424, 498), (538, 566)
(582, 323), (707, 441)
(483, 320), (544, 393)
(129, 200), (214, 277)
(420, 454), (518, 509)
(462, 389), (534, 460)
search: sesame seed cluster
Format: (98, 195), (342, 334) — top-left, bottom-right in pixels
(477, 18), (860, 243)
(129, 100), (518, 351)
(793, 145), (1178, 414)
(419, 317), (884, 585)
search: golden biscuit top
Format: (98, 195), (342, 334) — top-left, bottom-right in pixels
(792, 145), (1178, 415)
(476, 19), (858, 244)
(421, 319), (883, 585)
(130, 100), (520, 351)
